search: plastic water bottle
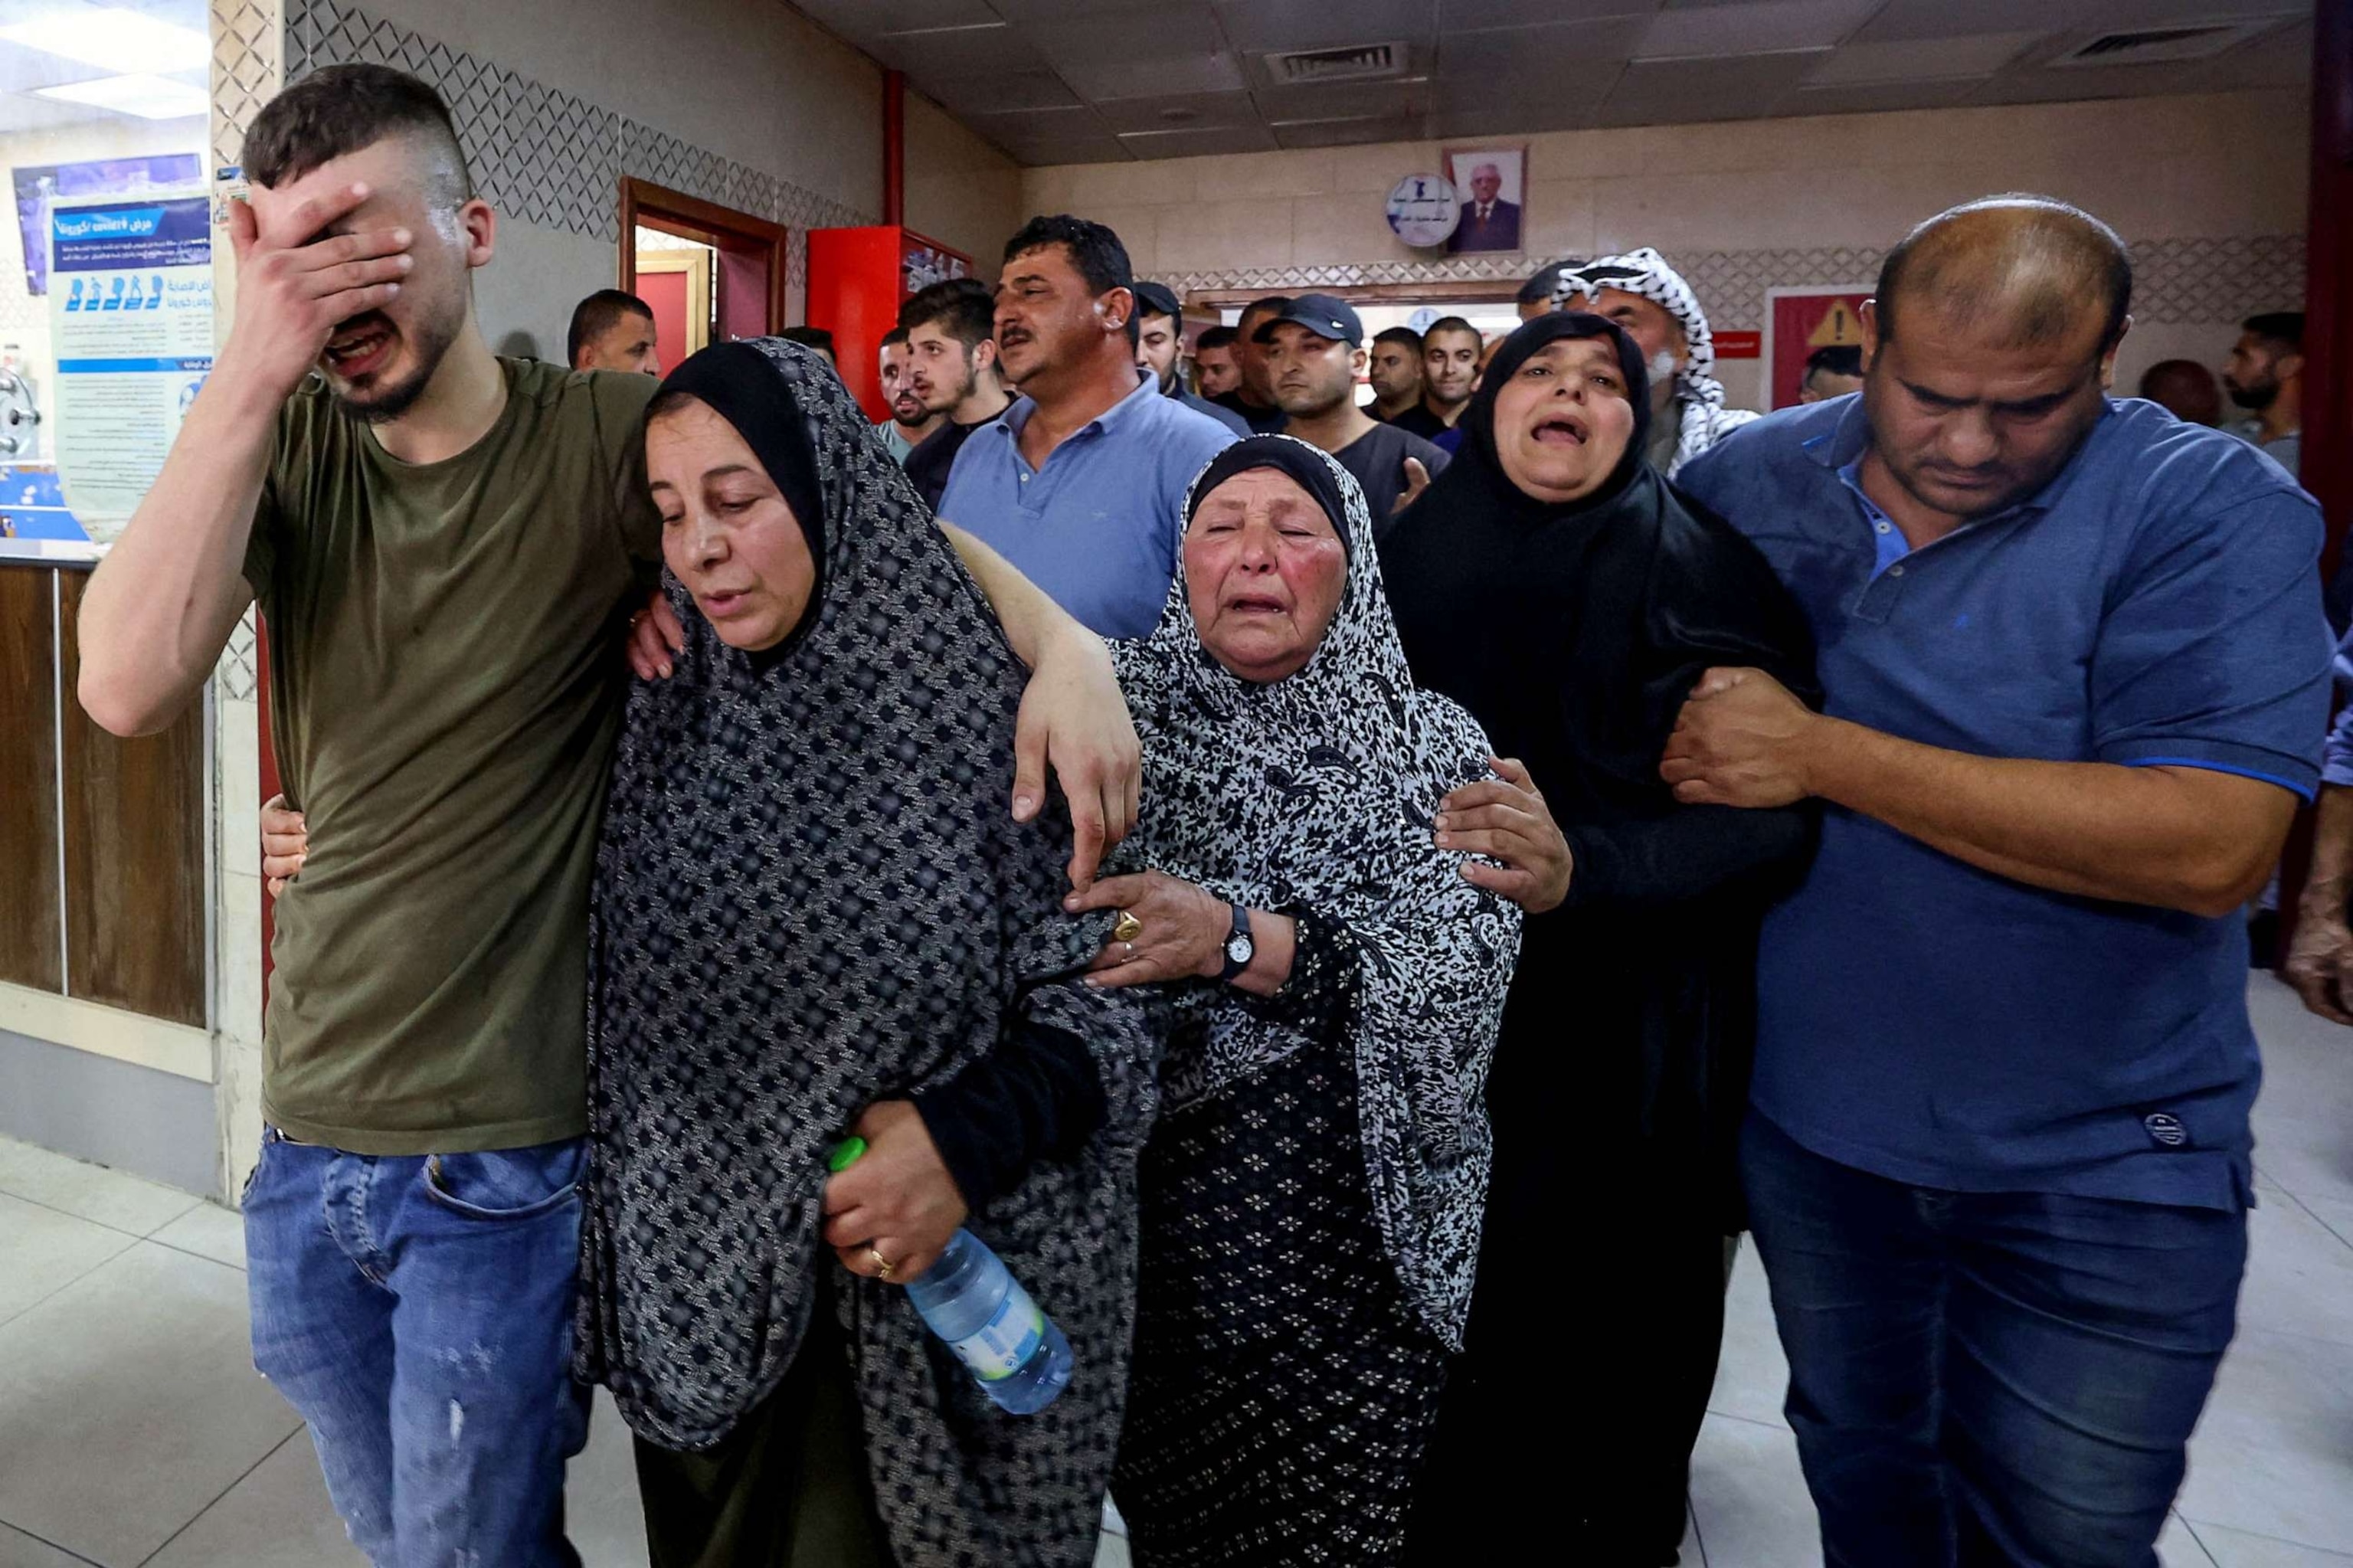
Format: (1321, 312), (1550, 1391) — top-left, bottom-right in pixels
(827, 1138), (1073, 1414)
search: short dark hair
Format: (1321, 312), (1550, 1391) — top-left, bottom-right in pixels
(881, 326), (909, 348)
(1876, 193), (2132, 355)
(1423, 316), (1481, 349)
(245, 64), (472, 208)
(779, 325), (836, 355)
(1239, 295), (1292, 331)
(1004, 214), (1134, 343)
(1004, 214), (1131, 297)
(1517, 260), (1579, 306)
(565, 289), (652, 366)
(898, 277), (995, 349)
(1372, 326), (1423, 354)
(1805, 344), (1863, 381)
(2242, 311), (2304, 352)
(1195, 326), (1238, 353)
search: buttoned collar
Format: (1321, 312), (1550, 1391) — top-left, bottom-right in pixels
(990, 370), (1163, 447)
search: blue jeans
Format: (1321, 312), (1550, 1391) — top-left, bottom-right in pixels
(1742, 1113), (2244, 1568)
(243, 1128), (591, 1568)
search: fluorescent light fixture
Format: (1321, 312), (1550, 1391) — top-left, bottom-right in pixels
(0, 7), (211, 74)
(35, 72), (208, 119)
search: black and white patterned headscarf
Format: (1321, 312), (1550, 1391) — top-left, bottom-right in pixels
(1109, 434), (1521, 1350)
(1556, 246), (1760, 476)
(578, 337), (1158, 1566)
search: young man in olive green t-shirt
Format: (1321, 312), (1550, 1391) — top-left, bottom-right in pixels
(80, 66), (1132, 1566)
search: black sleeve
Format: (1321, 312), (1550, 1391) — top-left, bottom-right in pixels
(1238, 906), (1360, 1037)
(910, 1020), (1108, 1210)
(1560, 497), (1823, 912)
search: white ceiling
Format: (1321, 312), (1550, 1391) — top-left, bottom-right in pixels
(787, 0), (2314, 165)
(0, 0), (208, 138)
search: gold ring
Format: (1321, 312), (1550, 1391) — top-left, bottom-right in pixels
(1112, 910), (1143, 944)
(867, 1246), (895, 1282)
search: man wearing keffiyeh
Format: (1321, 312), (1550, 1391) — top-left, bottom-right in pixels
(1556, 247), (1761, 478)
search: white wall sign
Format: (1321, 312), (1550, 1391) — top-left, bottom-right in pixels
(1385, 174), (1460, 249)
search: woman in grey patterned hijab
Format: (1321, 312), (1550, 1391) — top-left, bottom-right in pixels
(1070, 435), (1521, 1566)
(578, 337), (1157, 1568)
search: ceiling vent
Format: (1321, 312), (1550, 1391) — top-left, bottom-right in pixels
(2049, 22), (2264, 67)
(1262, 41), (1409, 86)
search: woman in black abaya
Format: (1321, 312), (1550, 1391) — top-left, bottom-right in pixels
(1382, 313), (1819, 1565)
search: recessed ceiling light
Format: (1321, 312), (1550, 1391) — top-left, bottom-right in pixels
(0, 8), (210, 74)
(34, 72), (208, 119)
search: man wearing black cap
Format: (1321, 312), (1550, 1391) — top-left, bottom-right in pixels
(1134, 280), (1249, 437)
(1259, 293), (1448, 522)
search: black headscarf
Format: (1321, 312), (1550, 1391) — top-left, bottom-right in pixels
(581, 338), (1159, 1564)
(1378, 309), (1820, 1221)
(1452, 309), (1652, 518)
(1183, 433), (1359, 556)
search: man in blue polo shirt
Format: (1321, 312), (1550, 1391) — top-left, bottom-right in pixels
(938, 214), (1234, 637)
(1664, 196), (2329, 1566)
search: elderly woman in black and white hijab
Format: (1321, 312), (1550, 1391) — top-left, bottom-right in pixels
(580, 338), (1158, 1568)
(1065, 435), (1521, 1566)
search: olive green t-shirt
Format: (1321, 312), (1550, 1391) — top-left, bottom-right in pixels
(244, 358), (659, 1154)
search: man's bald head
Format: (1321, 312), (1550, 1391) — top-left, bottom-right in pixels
(2138, 358), (2221, 427)
(1875, 195), (2132, 360)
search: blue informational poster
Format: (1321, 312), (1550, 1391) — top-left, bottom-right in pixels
(48, 190), (212, 529)
(12, 153), (203, 296)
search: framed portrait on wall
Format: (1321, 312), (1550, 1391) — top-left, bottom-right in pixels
(1442, 144), (1526, 254)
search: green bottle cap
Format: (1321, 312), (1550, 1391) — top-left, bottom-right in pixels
(826, 1137), (867, 1173)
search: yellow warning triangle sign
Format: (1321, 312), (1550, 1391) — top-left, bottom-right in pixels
(1808, 300), (1864, 348)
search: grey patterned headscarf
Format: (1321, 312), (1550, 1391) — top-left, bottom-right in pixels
(578, 337), (1158, 1566)
(1108, 434), (1521, 1350)
(1556, 247), (1761, 476)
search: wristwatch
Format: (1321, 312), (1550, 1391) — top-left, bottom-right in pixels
(1219, 902), (1255, 983)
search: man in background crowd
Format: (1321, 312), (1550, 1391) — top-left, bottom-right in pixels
(2139, 358), (2224, 427)
(1798, 343), (1864, 402)
(1367, 326), (1425, 424)
(1516, 260), (1577, 322)
(1387, 316), (1481, 440)
(1558, 247), (1759, 476)
(1192, 325), (1240, 399)
(938, 214), (1233, 637)
(1212, 293), (1291, 434)
(777, 323), (835, 368)
(2224, 310), (2304, 479)
(1134, 280), (1248, 437)
(565, 288), (658, 375)
(898, 277), (1013, 511)
(872, 325), (941, 463)
(1258, 293), (1445, 521)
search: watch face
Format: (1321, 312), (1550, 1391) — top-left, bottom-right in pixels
(1226, 933), (1254, 964)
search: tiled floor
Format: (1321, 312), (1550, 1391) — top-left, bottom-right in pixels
(2, 975), (2349, 1566)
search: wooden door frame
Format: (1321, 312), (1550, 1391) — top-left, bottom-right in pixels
(634, 248), (713, 358)
(618, 178), (789, 335)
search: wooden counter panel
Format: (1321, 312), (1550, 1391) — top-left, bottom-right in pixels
(0, 566), (61, 993)
(57, 571), (207, 1029)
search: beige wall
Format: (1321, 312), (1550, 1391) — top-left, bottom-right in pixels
(1021, 89), (2308, 410)
(904, 90), (1023, 273)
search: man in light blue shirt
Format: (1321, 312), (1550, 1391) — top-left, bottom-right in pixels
(938, 215), (1234, 637)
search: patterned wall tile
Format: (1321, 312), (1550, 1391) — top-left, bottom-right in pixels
(1162, 233), (2305, 329)
(213, 0), (281, 171)
(285, 0), (869, 303)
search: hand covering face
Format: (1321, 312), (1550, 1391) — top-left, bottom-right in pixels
(1111, 434), (1522, 1349)
(579, 337), (1158, 1566)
